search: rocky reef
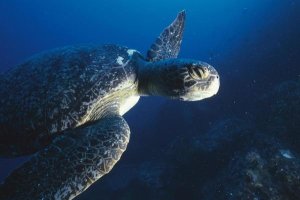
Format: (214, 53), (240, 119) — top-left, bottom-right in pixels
(256, 78), (300, 152)
(201, 139), (300, 200)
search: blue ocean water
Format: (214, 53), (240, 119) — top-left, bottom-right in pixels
(0, 0), (299, 199)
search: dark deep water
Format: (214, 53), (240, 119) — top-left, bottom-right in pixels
(0, 0), (300, 199)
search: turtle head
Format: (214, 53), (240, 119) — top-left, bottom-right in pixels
(138, 10), (219, 101)
(138, 59), (220, 101)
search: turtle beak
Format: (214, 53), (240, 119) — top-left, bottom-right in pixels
(208, 73), (220, 96)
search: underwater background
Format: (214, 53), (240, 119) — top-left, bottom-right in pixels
(0, 0), (299, 199)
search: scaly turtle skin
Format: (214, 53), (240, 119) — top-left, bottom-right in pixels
(0, 11), (220, 199)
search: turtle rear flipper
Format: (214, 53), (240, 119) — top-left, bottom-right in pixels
(147, 10), (186, 62)
(0, 116), (130, 200)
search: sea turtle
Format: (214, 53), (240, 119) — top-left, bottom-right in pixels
(0, 11), (219, 199)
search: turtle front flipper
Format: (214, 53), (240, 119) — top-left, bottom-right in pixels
(0, 116), (130, 200)
(147, 10), (186, 62)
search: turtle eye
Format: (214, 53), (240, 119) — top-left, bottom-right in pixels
(200, 67), (209, 79)
(188, 66), (209, 80)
